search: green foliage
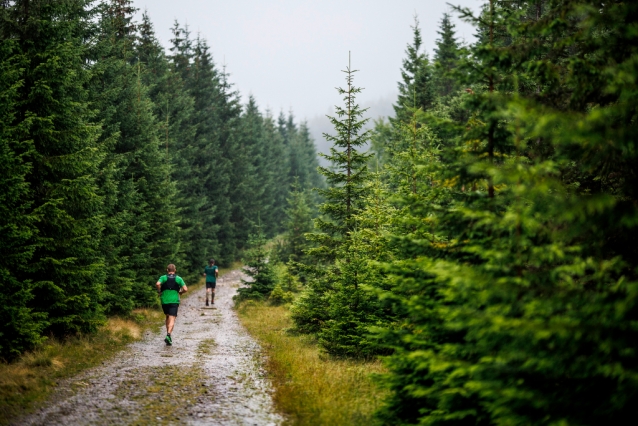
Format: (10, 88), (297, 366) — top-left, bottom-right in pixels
(0, 1), (321, 358)
(279, 178), (314, 264)
(268, 264), (299, 306)
(262, 112), (290, 232)
(311, 61), (372, 254)
(268, 284), (294, 305)
(392, 16), (435, 124)
(7, 0), (107, 338)
(373, 1), (638, 425)
(368, 118), (392, 169)
(0, 36), (47, 359)
(432, 13), (463, 98)
(91, 0), (178, 313)
(292, 60), (389, 357)
(276, 2), (638, 424)
(235, 222), (278, 302)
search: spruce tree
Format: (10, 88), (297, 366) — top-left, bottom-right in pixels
(136, 16), (198, 274)
(318, 169), (396, 357)
(180, 34), (224, 273)
(235, 221), (277, 302)
(291, 57), (372, 344)
(297, 121), (324, 191)
(8, 0), (106, 336)
(235, 96), (264, 242)
(262, 111), (289, 234)
(164, 22), (208, 277)
(280, 111), (299, 191)
(215, 67), (245, 261)
(312, 58), (371, 258)
(432, 13), (462, 98)
(91, 0), (179, 312)
(376, 1), (638, 424)
(280, 178), (313, 264)
(392, 16), (435, 124)
(0, 33), (47, 358)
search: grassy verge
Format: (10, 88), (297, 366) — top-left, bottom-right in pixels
(237, 301), (387, 426)
(0, 308), (164, 424)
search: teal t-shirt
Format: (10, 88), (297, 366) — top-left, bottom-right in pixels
(204, 265), (218, 283)
(158, 274), (186, 304)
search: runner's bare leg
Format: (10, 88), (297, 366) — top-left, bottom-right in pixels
(166, 315), (176, 334)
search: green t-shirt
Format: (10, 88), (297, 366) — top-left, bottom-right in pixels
(204, 265), (218, 283)
(158, 274), (186, 304)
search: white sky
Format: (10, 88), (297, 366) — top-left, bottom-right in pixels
(131, 0), (483, 121)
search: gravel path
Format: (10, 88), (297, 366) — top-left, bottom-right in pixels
(16, 270), (283, 426)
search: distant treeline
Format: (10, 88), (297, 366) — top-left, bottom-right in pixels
(251, 1), (638, 424)
(0, 0), (322, 359)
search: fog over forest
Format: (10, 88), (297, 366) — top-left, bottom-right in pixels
(131, 0), (480, 159)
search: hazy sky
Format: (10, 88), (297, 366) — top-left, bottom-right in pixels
(132, 0), (483, 122)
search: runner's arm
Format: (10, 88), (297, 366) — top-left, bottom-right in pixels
(179, 285), (188, 294)
(215, 267), (219, 278)
(155, 280), (161, 294)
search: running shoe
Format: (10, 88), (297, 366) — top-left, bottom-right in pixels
(164, 335), (172, 346)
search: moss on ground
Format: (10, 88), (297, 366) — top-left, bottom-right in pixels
(116, 365), (208, 425)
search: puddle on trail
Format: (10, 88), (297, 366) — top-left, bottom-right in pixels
(17, 270), (282, 426)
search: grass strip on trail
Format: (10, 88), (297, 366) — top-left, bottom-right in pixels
(238, 301), (387, 426)
(118, 365), (208, 426)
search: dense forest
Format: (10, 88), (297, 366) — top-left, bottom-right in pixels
(3, 0), (638, 424)
(239, 0), (638, 424)
(0, 0), (322, 359)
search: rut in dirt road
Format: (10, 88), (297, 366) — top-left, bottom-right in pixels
(17, 270), (283, 426)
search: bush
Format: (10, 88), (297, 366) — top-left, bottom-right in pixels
(269, 284), (295, 305)
(235, 224), (277, 303)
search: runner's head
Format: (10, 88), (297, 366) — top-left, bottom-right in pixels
(209, 258), (215, 266)
(167, 264), (176, 273)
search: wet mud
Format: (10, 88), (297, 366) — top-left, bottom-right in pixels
(16, 270), (283, 426)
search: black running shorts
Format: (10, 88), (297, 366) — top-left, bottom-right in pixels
(162, 303), (179, 317)
(205, 282), (217, 289)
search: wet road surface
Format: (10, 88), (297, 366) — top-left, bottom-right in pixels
(17, 270), (283, 426)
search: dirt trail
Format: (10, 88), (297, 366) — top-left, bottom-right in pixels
(17, 270), (283, 426)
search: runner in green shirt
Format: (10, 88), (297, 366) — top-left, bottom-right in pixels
(202, 258), (219, 306)
(155, 264), (188, 346)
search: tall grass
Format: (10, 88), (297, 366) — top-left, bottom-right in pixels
(0, 308), (164, 424)
(238, 302), (386, 426)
